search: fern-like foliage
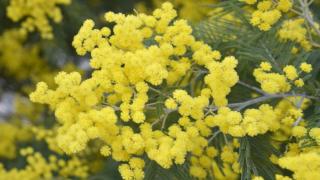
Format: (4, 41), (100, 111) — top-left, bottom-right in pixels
(239, 135), (281, 180)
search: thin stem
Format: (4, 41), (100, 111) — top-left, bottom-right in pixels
(161, 110), (171, 130)
(235, 93), (318, 111)
(234, 94), (286, 111)
(298, 0), (320, 37)
(146, 101), (163, 107)
(290, 8), (303, 16)
(237, 80), (266, 95)
(223, 134), (230, 145)
(290, 0), (320, 48)
(260, 42), (282, 73)
(308, 0), (314, 6)
(311, 41), (320, 48)
(151, 109), (173, 129)
(101, 103), (121, 111)
(293, 116), (303, 126)
(208, 130), (221, 143)
(293, 96), (305, 126)
(152, 112), (165, 127)
(205, 107), (215, 116)
(149, 86), (170, 98)
(207, 93), (318, 111)
(272, 0), (303, 15)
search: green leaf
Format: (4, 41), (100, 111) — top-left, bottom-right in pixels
(239, 135), (281, 180)
(144, 159), (194, 180)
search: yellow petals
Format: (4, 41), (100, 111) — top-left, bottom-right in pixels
(291, 126), (306, 137)
(205, 56), (239, 107)
(0, 151), (88, 179)
(21, 1), (319, 180)
(100, 146), (111, 157)
(300, 63), (312, 73)
(309, 128), (320, 144)
(260, 62), (272, 71)
(283, 65), (298, 80)
(278, 152), (320, 180)
(254, 62), (292, 94)
(277, 0), (293, 12)
(190, 165), (207, 178)
(279, 19), (311, 51)
(251, 9), (281, 31)
(244, 0), (293, 32)
(294, 78), (304, 87)
(6, 0), (71, 39)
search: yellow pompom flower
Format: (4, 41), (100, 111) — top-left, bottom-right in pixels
(277, 0), (293, 12)
(165, 98), (178, 109)
(294, 78), (304, 87)
(291, 126), (306, 137)
(279, 19), (311, 51)
(309, 128), (320, 144)
(300, 63), (312, 73)
(260, 62), (272, 71)
(100, 146), (111, 157)
(283, 65), (298, 80)
(253, 62), (291, 94)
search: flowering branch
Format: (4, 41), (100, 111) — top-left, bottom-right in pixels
(298, 0), (320, 37)
(207, 92), (319, 111)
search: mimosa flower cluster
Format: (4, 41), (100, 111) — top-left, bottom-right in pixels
(241, 0), (292, 31)
(27, 2), (320, 179)
(0, 29), (67, 86)
(30, 2), (239, 178)
(279, 18), (312, 51)
(0, 123), (31, 159)
(275, 128), (320, 180)
(1, 0), (320, 179)
(135, 0), (218, 22)
(0, 29), (48, 81)
(6, 0), (71, 39)
(254, 62), (312, 94)
(0, 147), (88, 179)
(240, 0), (319, 50)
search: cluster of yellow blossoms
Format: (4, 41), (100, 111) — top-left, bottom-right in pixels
(207, 104), (278, 137)
(278, 152), (320, 179)
(258, 96), (320, 179)
(274, 130), (320, 180)
(241, 0), (293, 31)
(240, 0), (318, 51)
(135, 0), (218, 22)
(29, 2), (239, 178)
(0, 28), (80, 90)
(6, 0), (71, 39)
(118, 158), (145, 179)
(271, 97), (309, 142)
(0, 123), (31, 159)
(189, 143), (241, 179)
(26, 1), (320, 179)
(0, 29), (49, 81)
(254, 62), (312, 94)
(0, 147), (88, 179)
(279, 18), (312, 51)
